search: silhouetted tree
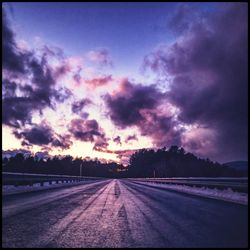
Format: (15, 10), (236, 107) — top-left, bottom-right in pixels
(127, 146), (245, 178)
(2, 146), (246, 177)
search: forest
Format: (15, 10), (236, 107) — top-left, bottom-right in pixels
(2, 146), (247, 178)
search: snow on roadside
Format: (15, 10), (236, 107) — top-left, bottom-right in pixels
(134, 181), (248, 205)
(2, 180), (98, 196)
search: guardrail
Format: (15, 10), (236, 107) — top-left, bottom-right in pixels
(2, 172), (104, 187)
(128, 177), (248, 193)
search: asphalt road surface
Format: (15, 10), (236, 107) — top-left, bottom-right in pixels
(2, 179), (248, 248)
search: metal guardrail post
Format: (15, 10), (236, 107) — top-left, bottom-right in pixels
(2, 172), (105, 188)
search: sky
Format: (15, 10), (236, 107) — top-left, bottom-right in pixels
(2, 2), (248, 164)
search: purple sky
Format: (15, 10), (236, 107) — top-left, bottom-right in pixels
(2, 2), (248, 164)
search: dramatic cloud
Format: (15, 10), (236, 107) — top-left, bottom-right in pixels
(71, 98), (91, 118)
(3, 83), (72, 128)
(2, 79), (17, 98)
(139, 111), (183, 147)
(13, 123), (72, 149)
(105, 79), (165, 128)
(14, 125), (53, 145)
(68, 119), (110, 152)
(3, 97), (42, 128)
(2, 11), (72, 129)
(2, 3), (247, 164)
(51, 134), (72, 149)
(2, 9), (28, 74)
(143, 3), (248, 161)
(87, 48), (113, 67)
(69, 118), (106, 142)
(54, 87), (73, 103)
(104, 79), (182, 147)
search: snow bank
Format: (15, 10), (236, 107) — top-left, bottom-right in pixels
(135, 181), (248, 205)
(2, 180), (97, 196)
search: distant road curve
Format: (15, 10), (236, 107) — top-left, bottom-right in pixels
(2, 179), (248, 248)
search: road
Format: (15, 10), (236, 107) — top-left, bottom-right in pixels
(2, 179), (248, 248)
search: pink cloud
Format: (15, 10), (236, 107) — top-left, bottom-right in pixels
(85, 75), (113, 89)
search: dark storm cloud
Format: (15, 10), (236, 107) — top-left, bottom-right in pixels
(2, 10), (74, 129)
(54, 87), (73, 103)
(3, 97), (41, 128)
(51, 134), (72, 149)
(13, 123), (72, 149)
(140, 112), (183, 148)
(68, 119), (109, 150)
(2, 9), (28, 74)
(53, 64), (71, 79)
(143, 3), (248, 161)
(104, 79), (165, 128)
(69, 119), (101, 142)
(16, 124), (54, 145)
(104, 79), (182, 147)
(2, 81), (71, 129)
(27, 55), (71, 105)
(29, 56), (54, 88)
(2, 79), (17, 97)
(71, 99), (91, 116)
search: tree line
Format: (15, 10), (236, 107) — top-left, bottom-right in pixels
(2, 154), (123, 178)
(2, 146), (247, 178)
(125, 146), (247, 178)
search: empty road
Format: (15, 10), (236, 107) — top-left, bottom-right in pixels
(2, 179), (248, 248)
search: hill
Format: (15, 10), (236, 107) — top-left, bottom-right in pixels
(223, 161), (248, 171)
